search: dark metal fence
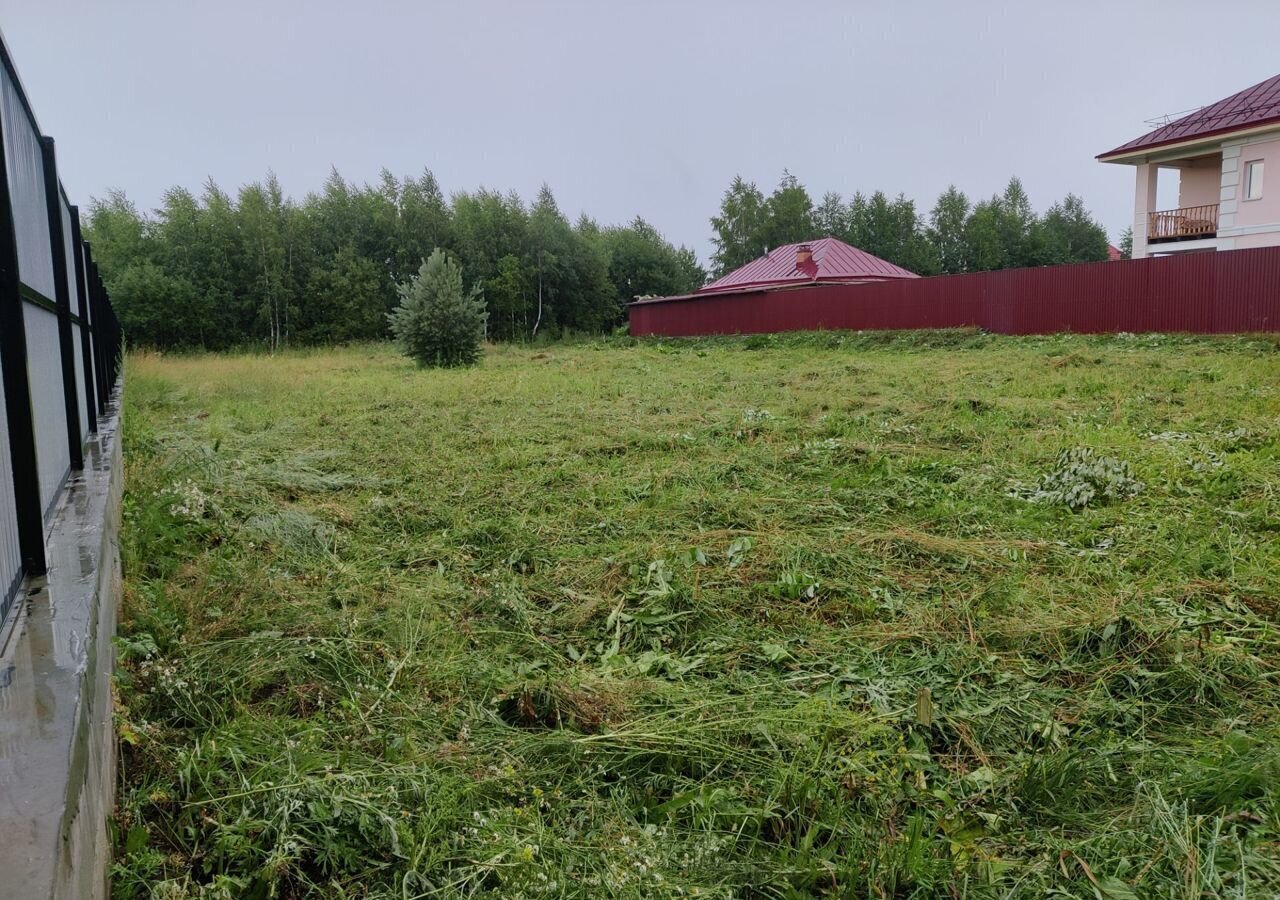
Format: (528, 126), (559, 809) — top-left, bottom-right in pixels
(0, 34), (122, 628)
(630, 247), (1280, 337)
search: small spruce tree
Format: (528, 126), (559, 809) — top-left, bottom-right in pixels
(389, 248), (486, 367)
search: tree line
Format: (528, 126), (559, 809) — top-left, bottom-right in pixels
(85, 169), (705, 349)
(85, 168), (1114, 349)
(710, 171), (1113, 277)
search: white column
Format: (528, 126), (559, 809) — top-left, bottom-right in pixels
(1132, 163), (1159, 259)
(1218, 142), (1241, 250)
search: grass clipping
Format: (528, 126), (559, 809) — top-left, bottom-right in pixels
(1027, 447), (1145, 510)
(113, 332), (1280, 899)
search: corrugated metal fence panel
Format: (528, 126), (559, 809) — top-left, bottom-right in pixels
(0, 66), (55, 300)
(72, 321), (88, 439)
(63, 198), (92, 439)
(59, 195), (77, 308)
(85, 329), (96, 404)
(0, 323), (22, 622)
(79, 244), (92, 322)
(0, 28), (124, 634)
(22, 302), (70, 520)
(1213, 245), (1280, 332)
(1142, 253), (1212, 333)
(631, 247), (1280, 337)
(79, 242), (96, 398)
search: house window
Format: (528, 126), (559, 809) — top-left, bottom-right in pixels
(1244, 160), (1264, 200)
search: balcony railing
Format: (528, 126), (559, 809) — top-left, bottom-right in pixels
(1148, 204), (1219, 243)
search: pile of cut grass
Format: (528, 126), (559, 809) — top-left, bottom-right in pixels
(114, 332), (1280, 898)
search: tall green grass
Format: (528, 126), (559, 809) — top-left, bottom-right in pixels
(114, 334), (1280, 897)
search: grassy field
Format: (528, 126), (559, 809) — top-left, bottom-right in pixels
(115, 331), (1280, 898)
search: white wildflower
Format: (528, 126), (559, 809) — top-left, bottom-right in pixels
(167, 478), (208, 520)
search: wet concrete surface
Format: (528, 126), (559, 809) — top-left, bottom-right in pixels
(0, 393), (121, 900)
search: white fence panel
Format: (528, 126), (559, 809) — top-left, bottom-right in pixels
(22, 302), (69, 519)
(60, 195), (78, 301)
(0, 68), (54, 300)
(80, 243), (96, 410)
(0, 326), (22, 619)
(72, 322), (88, 439)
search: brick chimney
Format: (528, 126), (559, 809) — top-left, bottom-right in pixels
(795, 243), (817, 277)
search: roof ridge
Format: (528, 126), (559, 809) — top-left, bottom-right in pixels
(700, 236), (917, 294)
(1100, 72), (1280, 159)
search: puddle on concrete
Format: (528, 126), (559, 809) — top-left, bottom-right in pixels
(0, 400), (121, 896)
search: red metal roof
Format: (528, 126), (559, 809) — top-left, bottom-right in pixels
(698, 237), (918, 296)
(1099, 73), (1280, 159)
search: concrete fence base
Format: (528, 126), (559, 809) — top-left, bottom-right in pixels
(0, 392), (123, 899)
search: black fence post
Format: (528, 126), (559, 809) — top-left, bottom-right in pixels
(105, 301), (119, 392)
(112, 305), (120, 383)
(0, 118), (48, 575)
(101, 274), (115, 395)
(68, 208), (97, 431)
(40, 136), (83, 470)
(109, 287), (119, 385)
(85, 248), (107, 413)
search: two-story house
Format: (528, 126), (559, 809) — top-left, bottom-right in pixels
(1099, 74), (1280, 259)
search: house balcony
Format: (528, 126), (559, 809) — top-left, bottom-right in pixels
(1148, 204), (1219, 244)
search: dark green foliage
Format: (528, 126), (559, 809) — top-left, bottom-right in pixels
(90, 163), (1116, 350)
(813, 190), (848, 237)
(301, 247), (388, 343)
(109, 262), (203, 348)
(757, 170), (815, 252)
(673, 246), (707, 292)
(964, 198), (1006, 271)
(848, 190), (941, 275)
(709, 175), (768, 276)
(486, 254), (530, 341)
(710, 172), (1113, 277)
(522, 186), (611, 336)
(388, 249), (486, 368)
(927, 185), (971, 274)
(598, 216), (705, 301)
(84, 189), (151, 275)
(991, 176), (1039, 267)
(1037, 194), (1111, 265)
(85, 171), (702, 350)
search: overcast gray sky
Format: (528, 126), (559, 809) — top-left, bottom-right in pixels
(4, 1), (1278, 261)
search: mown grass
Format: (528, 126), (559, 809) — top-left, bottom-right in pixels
(114, 330), (1280, 898)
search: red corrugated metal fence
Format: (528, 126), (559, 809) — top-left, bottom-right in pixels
(630, 247), (1280, 336)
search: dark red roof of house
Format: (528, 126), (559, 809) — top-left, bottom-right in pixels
(699, 237), (917, 296)
(1099, 73), (1280, 159)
